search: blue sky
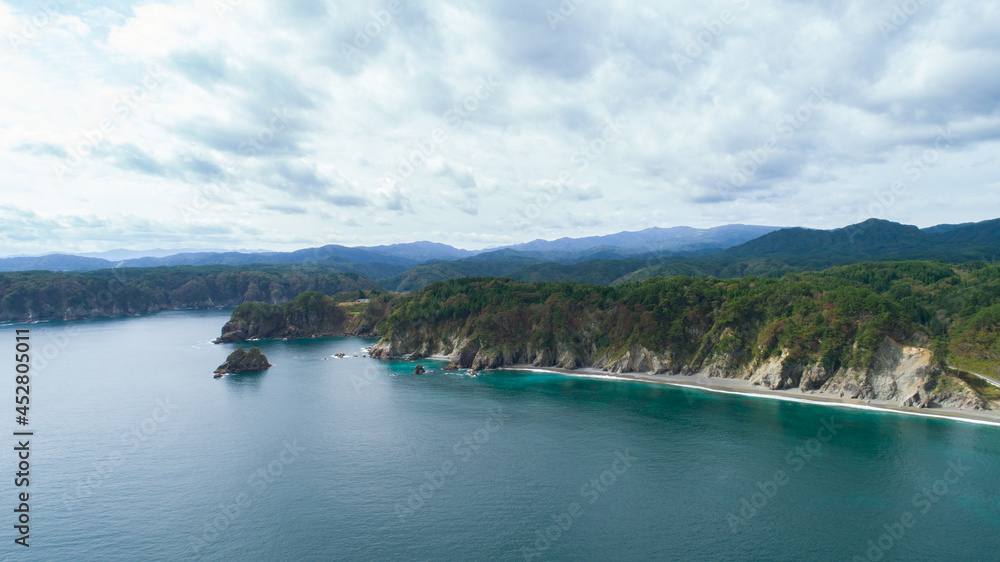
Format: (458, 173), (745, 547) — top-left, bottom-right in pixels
(2, 0), (999, 254)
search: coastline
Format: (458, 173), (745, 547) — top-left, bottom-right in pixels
(488, 363), (1000, 428)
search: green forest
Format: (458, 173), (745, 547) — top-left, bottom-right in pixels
(373, 260), (1000, 382)
(0, 264), (379, 322)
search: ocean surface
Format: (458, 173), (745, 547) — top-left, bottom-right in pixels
(2, 309), (999, 561)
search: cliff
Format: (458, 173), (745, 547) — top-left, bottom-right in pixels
(214, 291), (385, 343)
(371, 329), (992, 411)
(215, 347), (272, 374)
(367, 268), (1000, 412)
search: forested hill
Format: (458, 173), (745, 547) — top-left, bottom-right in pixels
(379, 218), (1000, 291)
(0, 265), (380, 323)
(364, 261), (1000, 409)
(723, 218), (1000, 262)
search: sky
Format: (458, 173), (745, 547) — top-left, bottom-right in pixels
(1, 0), (999, 255)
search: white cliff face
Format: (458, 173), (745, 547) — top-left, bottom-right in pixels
(599, 346), (675, 375)
(813, 340), (987, 410)
(748, 352), (796, 390)
(369, 330), (995, 412)
(817, 339), (931, 402)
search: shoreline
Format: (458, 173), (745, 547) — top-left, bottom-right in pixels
(487, 364), (1000, 428)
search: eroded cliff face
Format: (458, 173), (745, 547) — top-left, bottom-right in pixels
(214, 292), (379, 343)
(370, 333), (994, 412)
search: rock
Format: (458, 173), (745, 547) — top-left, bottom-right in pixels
(557, 350), (578, 370)
(902, 388), (931, 408)
(214, 347), (272, 375)
(472, 350), (501, 371)
(449, 340), (481, 369)
(799, 364), (834, 391)
(414, 364), (426, 374)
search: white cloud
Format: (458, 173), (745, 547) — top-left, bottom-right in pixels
(0, 0), (998, 255)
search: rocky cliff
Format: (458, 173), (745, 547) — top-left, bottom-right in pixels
(215, 347), (272, 374)
(370, 331), (994, 412)
(214, 291), (382, 343)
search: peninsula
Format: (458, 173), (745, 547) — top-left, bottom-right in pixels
(216, 261), (1000, 415)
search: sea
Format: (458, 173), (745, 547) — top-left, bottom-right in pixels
(2, 309), (999, 561)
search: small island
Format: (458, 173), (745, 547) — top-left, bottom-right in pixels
(214, 347), (272, 377)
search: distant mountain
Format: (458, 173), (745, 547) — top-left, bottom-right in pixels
(503, 224), (782, 254)
(379, 250), (546, 292)
(380, 218), (1000, 291)
(0, 224), (777, 274)
(724, 218), (1000, 262)
(722, 220), (927, 261)
(922, 223), (975, 234)
(0, 242), (475, 273)
(0, 254), (114, 272)
(354, 241), (476, 262)
(0, 249), (409, 279)
(937, 218), (1000, 248)
(117, 245), (418, 269)
(77, 248), (233, 261)
(6, 219), (997, 281)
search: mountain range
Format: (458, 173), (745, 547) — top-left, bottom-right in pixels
(2, 219), (999, 294)
(0, 224), (778, 273)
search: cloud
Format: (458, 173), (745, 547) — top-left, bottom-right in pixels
(14, 142), (68, 159)
(262, 161), (369, 207)
(0, 0), (998, 254)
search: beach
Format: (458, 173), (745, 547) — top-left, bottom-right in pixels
(491, 364), (1000, 428)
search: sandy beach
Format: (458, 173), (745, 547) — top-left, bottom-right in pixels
(476, 363), (1000, 428)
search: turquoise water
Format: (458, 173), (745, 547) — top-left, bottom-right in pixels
(2, 310), (999, 561)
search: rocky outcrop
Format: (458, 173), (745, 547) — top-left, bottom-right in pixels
(214, 291), (377, 343)
(214, 347), (272, 375)
(414, 364), (426, 374)
(815, 340), (935, 402)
